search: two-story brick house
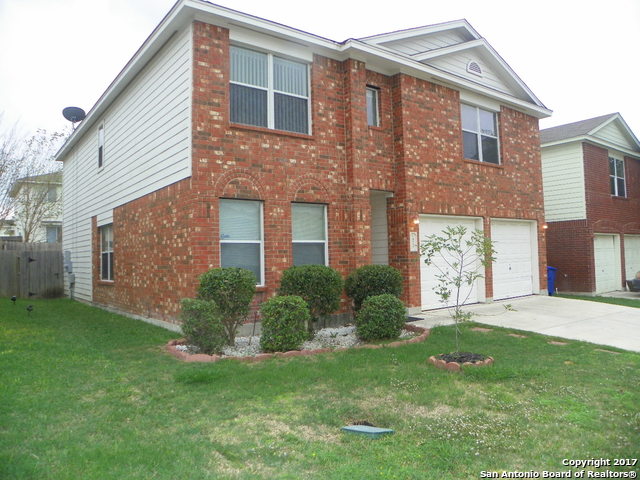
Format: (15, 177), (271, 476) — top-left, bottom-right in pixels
(541, 113), (640, 294)
(55, 0), (551, 326)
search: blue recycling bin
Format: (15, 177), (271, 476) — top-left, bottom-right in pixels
(547, 266), (557, 296)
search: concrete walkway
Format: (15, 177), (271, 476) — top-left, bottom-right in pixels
(410, 295), (640, 353)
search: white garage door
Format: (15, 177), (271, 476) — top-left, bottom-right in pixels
(594, 234), (620, 293)
(624, 235), (640, 281)
(491, 220), (535, 301)
(419, 216), (483, 310)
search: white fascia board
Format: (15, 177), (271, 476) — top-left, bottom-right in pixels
(359, 19), (480, 44)
(411, 39), (485, 61)
(541, 136), (640, 158)
(342, 39), (551, 118)
(588, 114), (640, 151)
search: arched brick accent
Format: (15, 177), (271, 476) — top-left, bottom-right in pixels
(214, 169), (264, 200)
(592, 219), (620, 233)
(623, 222), (640, 234)
(288, 174), (332, 203)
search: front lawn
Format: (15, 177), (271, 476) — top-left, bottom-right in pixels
(1, 299), (638, 479)
(558, 294), (640, 308)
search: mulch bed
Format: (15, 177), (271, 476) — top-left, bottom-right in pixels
(428, 351), (494, 372)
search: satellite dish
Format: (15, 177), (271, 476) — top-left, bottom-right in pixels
(62, 106), (86, 126)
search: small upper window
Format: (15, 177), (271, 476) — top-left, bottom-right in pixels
(98, 124), (105, 168)
(46, 186), (58, 202)
(609, 156), (626, 197)
(366, 86), (380, 127)
(461, 104), (499, 164)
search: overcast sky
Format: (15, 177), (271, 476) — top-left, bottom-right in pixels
(1, 0), (639, 139)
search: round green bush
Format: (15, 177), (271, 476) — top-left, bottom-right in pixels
(278, 265), (343, 322)
(260, 295), (310, 353)
(345, 265), (403, 311)
(355, 294), (406, 342)
(197, 267), (256, 344)
(180, 298), (227, 355)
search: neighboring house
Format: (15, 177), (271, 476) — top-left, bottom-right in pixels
(54, 0), (551, 326)
(541, 113), (640, 294)
(0, 219), (21, 241)
(8, 171), (63, 243)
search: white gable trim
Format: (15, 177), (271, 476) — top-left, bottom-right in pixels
(541, 136), (640, 159)
(411, 39), (485, 61)
(588, 113), (640, 151)
(359, 19), (481, 44)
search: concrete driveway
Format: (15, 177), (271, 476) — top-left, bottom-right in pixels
(410, 295), (640, 352)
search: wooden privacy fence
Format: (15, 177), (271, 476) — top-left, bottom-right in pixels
(0, 242), (64, 298)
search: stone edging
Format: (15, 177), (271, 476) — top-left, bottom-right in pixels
(166, 324), (430, 363)
(428, 354), (494, 372)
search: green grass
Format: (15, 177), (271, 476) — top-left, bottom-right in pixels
(557, 294), (640, 308)
(1, 299), (639, 479)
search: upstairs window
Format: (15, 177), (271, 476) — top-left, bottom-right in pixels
(98, 124), (105, 168)
(219, 199), (264, 285)
(100, 224), (113, 281)
(366, 86), (380, 127)
(609, 156), (626, 197)
(461, 104), (499, 164)
(292, 203), (327, 266)
(230, 46), (309, 135)
(47, 186), (58, 202)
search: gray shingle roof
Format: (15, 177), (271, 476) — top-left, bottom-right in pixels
(540, 113), (618, 144)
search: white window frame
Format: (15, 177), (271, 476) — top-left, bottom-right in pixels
(219, 199), (265, 286)
(366, 86), (380, 127)
(609, 156), (626, 197)
(97, 123), (105, 168)
(292, 203), (328, 266)
(100, 224), (113, 281)
(230, 45), (311, 135)
(461, 104), (500, 164)
(46, 225), (62, 243)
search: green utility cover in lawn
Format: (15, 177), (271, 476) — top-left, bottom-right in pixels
(341, 425), (394, 438)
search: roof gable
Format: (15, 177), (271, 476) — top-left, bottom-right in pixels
(359, 19), (544, 106)
(541, 113), (640, 156)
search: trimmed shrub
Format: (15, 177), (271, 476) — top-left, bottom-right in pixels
(278, 265), (343, 330)
(345, 265), (403, 311)
(355, 294), (406, 342)
(180, 298), (226, 355)
(197, 267), (256, 344)
(260, 295), (310, 353)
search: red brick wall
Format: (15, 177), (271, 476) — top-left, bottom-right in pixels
(92, 20), (548, 323)
(545, 220), (594, 292)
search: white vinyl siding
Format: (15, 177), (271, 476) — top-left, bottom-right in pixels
(61, 26), (192, 302)
(370, 192), (389, 265)
(381, 31), (470, 55)
(430, 54), (511, 95)
(540, 143), (587, 222)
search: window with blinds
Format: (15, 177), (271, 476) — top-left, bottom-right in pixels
(219, 198), (264, 284)
(292, 203), (327, 266)
(230, 46), (309, 135)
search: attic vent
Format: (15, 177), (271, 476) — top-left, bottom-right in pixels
(466, 61), (482, 76)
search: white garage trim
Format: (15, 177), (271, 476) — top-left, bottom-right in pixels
(490, 219), (539, 301)
(594, 234), (621, 293)
(419, 214), (485, 310)
(624, 235), (640, 281)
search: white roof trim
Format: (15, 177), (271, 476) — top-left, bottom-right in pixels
(411, 39), (485, 61)
(359, 19), (480, 44)
(55, 1), (550, 162)
(588, 113), (640, 150)
(541, 135), (640, 158)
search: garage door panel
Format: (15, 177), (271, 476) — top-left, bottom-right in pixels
(624, 235), (640, 280)
(419, 216), (481, 310)
(594, 234), (619, 293)
(492, 220), (535, 300)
